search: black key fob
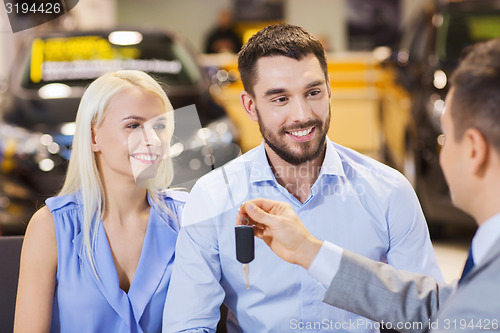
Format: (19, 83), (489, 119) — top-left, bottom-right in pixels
(235, 225), (254, 263)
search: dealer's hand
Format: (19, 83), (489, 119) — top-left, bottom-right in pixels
(238, 198), (323, 269)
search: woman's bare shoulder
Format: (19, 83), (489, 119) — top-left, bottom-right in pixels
(23, 206), (57, 256)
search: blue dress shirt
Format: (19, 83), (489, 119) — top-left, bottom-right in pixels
(163, 139), (443, 333)
(46, 190), (187, 333)
(471, 213), (500, 266)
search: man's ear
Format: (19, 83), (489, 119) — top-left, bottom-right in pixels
(240, 90), (258, 122)
(465, 128), (489, 176)
(91, 127), (100, 152)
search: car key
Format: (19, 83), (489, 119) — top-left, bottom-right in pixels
(235, 222), (254, 289)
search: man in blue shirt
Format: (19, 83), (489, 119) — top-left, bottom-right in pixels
(163, 23), (442, 333)
(236, 37), (500, 333)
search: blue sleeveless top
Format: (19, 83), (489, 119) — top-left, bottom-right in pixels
(45, 190), (187, 333)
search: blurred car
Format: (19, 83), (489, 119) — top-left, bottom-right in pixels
(0, 28), (240, 235)
(391, 0), (500, 229)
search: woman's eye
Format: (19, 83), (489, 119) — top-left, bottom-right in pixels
(127, 123), (141, 129)
(153, 123), (166, 130)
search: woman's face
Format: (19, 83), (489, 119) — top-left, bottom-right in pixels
(92, 86), (170, 187)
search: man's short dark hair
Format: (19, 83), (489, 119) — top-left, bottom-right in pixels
(237, 23), (328, 97)
(450, 38), (500, 152)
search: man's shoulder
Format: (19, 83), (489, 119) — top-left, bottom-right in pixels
(183, 147), (261, 223)
(332, 142), (407, 187)
(194, 145), (260, 189)
(436, 260), (500, 326)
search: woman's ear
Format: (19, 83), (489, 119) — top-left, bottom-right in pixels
(91, 127), (100, 152)
(240, 91), (258, 122)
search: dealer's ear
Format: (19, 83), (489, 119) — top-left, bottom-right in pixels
(464, 127), (489, 177)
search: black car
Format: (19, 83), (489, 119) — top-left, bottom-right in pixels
(0, 29), (240, 235)
(391, 0), (500, 230)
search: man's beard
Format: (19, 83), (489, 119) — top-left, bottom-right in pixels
(256, 107), (331, 165)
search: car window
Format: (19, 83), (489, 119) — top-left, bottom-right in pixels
(20, 32), (202, 90)
(436, 10), (500, 62)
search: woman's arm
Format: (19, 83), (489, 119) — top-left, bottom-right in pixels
(14, 206), (57, 333)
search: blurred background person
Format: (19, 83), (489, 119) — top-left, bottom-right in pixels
(205, 9), (242, 54)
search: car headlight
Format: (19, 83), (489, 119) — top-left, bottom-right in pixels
(426, 93), (445, 133)
(433, 70), (447, 90)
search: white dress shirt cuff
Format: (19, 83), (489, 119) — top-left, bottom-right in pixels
(307, 241), (344, 288)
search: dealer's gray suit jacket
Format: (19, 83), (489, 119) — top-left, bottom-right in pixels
(323, 238), (500, 332)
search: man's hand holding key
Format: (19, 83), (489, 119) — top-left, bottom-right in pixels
(236, 199), (323, 270)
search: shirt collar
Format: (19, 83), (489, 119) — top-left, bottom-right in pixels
(247, 142), (275, 183)
(247, 137), (346, 184)
(471, 212), (500, 266)
(319, 137), (346, 178)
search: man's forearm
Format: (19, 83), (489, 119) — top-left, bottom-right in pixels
(323, 250), (455, 333)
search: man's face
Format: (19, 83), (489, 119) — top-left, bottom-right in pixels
(439, 88), (467, 209)
(249, 54), (331, 165)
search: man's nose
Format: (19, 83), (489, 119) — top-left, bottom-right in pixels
(290, 97), (312, 122)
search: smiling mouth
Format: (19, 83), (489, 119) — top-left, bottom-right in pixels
(287, 127), (314, 137)
(130, 153), (160, 163)
(285, 126), (316, 142)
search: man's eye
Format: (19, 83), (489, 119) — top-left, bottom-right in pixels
(273, 97), (288, 103)
(308, 90), (321, 97)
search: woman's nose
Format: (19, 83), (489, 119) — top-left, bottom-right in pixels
(141, 125), (162, 147)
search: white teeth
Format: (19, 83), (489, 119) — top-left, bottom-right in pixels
(289, 127), (313, 137)
(133, 154), (158, 161)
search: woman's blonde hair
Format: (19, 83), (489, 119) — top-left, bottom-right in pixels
(59, 70), (175, 277)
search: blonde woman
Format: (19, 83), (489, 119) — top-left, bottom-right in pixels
(14, 70), (186, 332)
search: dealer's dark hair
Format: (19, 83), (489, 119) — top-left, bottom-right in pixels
(237, 23), (328, 97)
(450, 38), (500, 152)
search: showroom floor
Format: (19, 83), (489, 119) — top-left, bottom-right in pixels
(432, 228), (474, 283)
